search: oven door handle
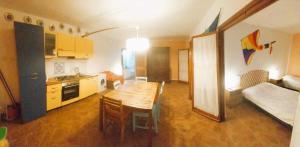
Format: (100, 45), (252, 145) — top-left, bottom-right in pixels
(63, 84), (79, 88)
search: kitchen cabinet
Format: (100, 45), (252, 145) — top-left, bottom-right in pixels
(89, 76), (98, 95)
(86, 39), (93, 57)
(14, 22), (46, 123)
(79, 76), (98, 99)
(79, 78), (89, 99)
(57, 33), (75, 57)
(46, 84), (62, 111)
(75, 37), (93, 59)
(44, 31), (57, 58)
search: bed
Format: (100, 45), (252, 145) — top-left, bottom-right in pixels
(282, 75), (300, 91)
(240, 70), (299, 126)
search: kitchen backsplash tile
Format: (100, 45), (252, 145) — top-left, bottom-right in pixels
(46, 58), (87, 79)
(54, 62), (65, 74)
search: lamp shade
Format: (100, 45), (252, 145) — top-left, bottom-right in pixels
(126, 38), (149, 52)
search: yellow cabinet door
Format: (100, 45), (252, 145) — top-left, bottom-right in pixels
(75, 37), (93, 59)
(75, 37), (88, 59)
(57, 33), (75, 57)
(79, 77), (98, 99)
(46, 84), (62, 111)
(89, 76), (99, 94)
(86, 39), (94, 57)
(79, 78), (89, 99)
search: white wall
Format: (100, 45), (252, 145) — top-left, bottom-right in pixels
(192, 0), (252, 35)
(224, 22), (292, 85)
(87, 34), (125, 75)
(190, 0), (292, 88)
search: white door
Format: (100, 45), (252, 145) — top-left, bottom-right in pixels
(179, 50), (189, 82)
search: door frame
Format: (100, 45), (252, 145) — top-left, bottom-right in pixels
(190, 32), (220, 121)
(178, 49), (189, 83)
(189, 0), (278, 122)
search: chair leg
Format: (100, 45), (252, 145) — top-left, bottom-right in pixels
(157, 104), (161, 121)
(103, 119), (106, 136)
(121, 123), (125, 142)
(133, 115), (136, 132)
(154, 113), (158, 134)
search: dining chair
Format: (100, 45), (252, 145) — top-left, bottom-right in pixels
(113, 80), (121, 89)
(135, 76), (148, 82)
(132, 104), (159, 133)
(132, 81), (165, 133)
(157, 81), (165, 120)
(102, 97), (131, 142)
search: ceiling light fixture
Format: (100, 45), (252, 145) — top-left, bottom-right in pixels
(126, 26), (149, 52)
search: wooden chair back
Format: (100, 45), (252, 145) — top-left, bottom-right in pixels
(103, 97), (123, 122)
(135, 76), (148, 82)
(156, 81), (165, 104)
(159, 81), (165, 95)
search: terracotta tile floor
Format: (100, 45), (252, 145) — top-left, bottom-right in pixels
(5, 82), (292, 147)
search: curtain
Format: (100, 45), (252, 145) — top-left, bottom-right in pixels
(193, 34), (219, 117)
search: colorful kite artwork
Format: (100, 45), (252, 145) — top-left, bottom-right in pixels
(241, 29), (276, 65)
(204, 10), (221, 33)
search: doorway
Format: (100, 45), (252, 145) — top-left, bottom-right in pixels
(189, 0), (278, 122)
(122, 48), (136, 80)
(178, 49), (189, 83)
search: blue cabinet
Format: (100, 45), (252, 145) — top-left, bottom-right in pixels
(14, 22), (46, 123)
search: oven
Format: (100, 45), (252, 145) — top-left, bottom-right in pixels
(62, 81), (79, 101)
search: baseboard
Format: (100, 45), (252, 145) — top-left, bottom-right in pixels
(178, 80), (189, 84)
(170, 80), (189, 84)
(192, 107), (220, 122)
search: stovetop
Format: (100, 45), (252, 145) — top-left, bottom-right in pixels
(55, 75), (78, 81)
(47, 74), (96, 85)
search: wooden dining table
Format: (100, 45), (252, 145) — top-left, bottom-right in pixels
(99, 80), (159, 147)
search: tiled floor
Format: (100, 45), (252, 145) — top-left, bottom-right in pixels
(5, 82), (291, 147)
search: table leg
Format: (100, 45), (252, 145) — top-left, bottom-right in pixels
(99, 98), (103, 131)
(148, 110), (153, 147)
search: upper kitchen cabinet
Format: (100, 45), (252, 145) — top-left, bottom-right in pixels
(75, 37), (93, 59)
(44, 31), (57, 58)
(57, 33), (75, 57)
(86, 39), (93, 57)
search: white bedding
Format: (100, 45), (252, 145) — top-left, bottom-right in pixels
(242, 82), (299, 126)
(282, 75), (300, 91)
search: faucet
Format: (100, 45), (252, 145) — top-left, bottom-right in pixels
(74, 67), (80, 77)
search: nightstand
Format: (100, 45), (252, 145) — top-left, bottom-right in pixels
(269, 78), (283, 86)
(225, 87), (243, 108)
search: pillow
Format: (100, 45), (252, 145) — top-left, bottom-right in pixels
(282, 75), (300, 91)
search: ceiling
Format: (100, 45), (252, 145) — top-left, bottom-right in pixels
(0, 0), (215, 39)
(245, 0), (300, 34)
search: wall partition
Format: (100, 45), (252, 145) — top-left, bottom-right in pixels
(192, 32), (220, 121)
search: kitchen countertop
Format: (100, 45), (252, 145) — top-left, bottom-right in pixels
(46, 75), (98, 86)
